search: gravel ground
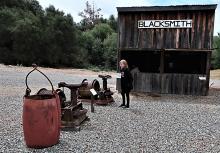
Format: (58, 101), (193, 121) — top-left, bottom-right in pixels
(1, 64), (220, 152)
(210, 79), (220, 89)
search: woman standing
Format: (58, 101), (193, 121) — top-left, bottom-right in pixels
(119, 60), (133, 108)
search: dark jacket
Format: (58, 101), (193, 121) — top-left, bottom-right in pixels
(120, 68), (133, 92)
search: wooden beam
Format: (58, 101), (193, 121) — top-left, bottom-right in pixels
(205, 52), (211, 95)
(118, 48), (213, 52)
(160, 50), (165, 74)
(164, 48), (213, 52)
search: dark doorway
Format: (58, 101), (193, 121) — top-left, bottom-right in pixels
(121, 50), (161, 73)
(164, 51), (207, 74)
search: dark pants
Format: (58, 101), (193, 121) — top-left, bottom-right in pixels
(121, 91), (130, 107)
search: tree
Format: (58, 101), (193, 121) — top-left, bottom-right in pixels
(78, 1), (103, 30)
(107, 15), (117, 32)
(41, 5), (83, 67)
(79, 31), (94, 58)
(0, 1), (85, 68)
(78, 23), (115, 68)
(91, 38), (104, 66)
(26, 0), (44, 15)
(0, 8), (18, 64)
(103, 33), (117, 69)
(91, 23), (114, 41)
(11, 11), (43, 65)
(0, 0), (118, 70)
(213, 34), (220, 69)
(0, 0), (26, 10)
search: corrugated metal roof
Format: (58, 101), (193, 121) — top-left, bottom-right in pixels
(117, 4), (217, 12)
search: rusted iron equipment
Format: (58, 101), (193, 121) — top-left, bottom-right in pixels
(57, 81), (89, 130)
(37, 81), (89, 131)
(97, 75), (114, 104)
(23, 65), (60, 148)
(78, 75), (114, 105)
(78, 79), (100, 98)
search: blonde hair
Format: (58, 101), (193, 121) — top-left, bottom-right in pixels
(119, 59), (128, 68)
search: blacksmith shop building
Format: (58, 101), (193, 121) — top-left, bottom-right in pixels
(116, 4), (217, 95)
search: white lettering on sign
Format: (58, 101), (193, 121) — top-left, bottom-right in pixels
(138, 20), (192, 28)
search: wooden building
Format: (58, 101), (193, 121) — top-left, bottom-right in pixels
(116, 5), (217, 95)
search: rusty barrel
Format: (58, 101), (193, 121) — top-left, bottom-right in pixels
(22, 66), (61, 148)
(78, 79), (100, 98)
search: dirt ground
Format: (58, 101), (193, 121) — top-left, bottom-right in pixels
(211, 69), (220, 80)
(210, 69), (220, 89)
(1, 64), (219, 89)
(0, 64), (117, 78)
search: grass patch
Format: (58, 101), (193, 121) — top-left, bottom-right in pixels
(87, 65), (116, 72)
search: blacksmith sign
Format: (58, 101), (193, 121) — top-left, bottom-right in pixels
(138, 20), (192, 28)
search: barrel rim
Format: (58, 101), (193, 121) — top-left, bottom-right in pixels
(24, 94), (56, 100)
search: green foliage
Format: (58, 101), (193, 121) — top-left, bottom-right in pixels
(91, 23), (114, 41)
(0, 0), (118, 70)
(88, 65), (102, 72)
(0, 1), (86, 68)
(0, 0), (26, 10)
(0, 0), (43, 15)
(107, 15), (117, 32)
(103, 33), (117, 69)
(78, 23), (117, 70)
(78, 1), (102, 30)
(213, 34), (220, 69)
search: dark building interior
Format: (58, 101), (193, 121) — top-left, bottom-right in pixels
(121, 50), (207, 74)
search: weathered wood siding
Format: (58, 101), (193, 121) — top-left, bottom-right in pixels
(117, 5), (216, 96)
(117, 73), (208, 95)
(118, 10), (215, 50)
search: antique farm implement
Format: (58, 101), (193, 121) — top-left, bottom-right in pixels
(78, 74), (114, 105)
(37, 81), (89, 131)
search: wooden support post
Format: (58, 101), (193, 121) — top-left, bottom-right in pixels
(160, 49), (165, 74)
(117, 17), (121, 73)
(205, 51), (211, 95)
(159, 49), (165, 93)
(91, 95), (95, 113)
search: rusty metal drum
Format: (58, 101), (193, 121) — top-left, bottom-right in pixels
(22, 66), (61, 148)
(78, 79), (100, 98)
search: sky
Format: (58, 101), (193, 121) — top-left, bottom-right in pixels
(38, 0), (220, 35)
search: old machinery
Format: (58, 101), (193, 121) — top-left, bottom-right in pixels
(57, 81), (89, 130)
(37, 81), (89, 131)
(78, 75), (114, 105)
